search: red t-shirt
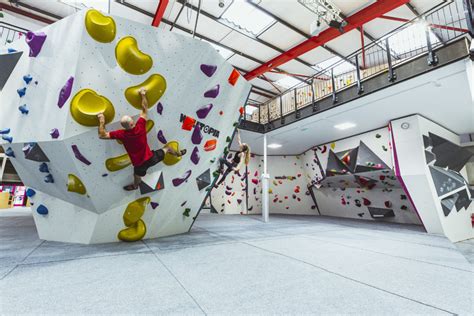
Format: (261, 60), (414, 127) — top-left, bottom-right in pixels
(109, 117), (153, 167)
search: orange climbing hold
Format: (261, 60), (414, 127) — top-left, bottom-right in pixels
(182, 116), (196, 131)
(228, 69), (240, 86)
(204, 139), (217, 152)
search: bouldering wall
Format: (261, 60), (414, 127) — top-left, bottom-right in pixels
(301, 127), (421, 224)
(0, 9), (250, 244)
(391, 115), (474, 242)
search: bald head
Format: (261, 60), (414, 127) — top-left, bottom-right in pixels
(120, 115), (134, 130)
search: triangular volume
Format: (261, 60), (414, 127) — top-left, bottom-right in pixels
(139, 182), (155, 195)
(196, 168), (211, 191)
(139, 171), (164, 195)
(429, 166), (465, 197)
(0, 51), (23, 91)
(325, 150), (351, 177)
(440, 193), (458, 216)
(354, 175), (377, 190)
(368, 207), (395, 219)
(429, 132), (474, 171)
(336, 147), (358, 173)
(424, 150), (436, 164)
(423, 135), (432, 149)
(155, 172), (165, 191)
(354, 141), (389, 173)
(454, 189), (472, 211)
(25, 143), (50, 162)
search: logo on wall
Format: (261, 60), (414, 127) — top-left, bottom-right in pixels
(179, 113), (220, 137)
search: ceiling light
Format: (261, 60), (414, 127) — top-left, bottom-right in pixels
(334, 122), (356, 130)
(267, 143), (282, 149)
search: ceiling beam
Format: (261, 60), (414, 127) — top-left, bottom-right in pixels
(245, 0), (359, 69)
(174, 0), (315, 73)
(0, 2), (57, 24)
(151, 0), (169, 27)
(379, 15), (469, 33)
(250, 88), (275, 99)
(244, 0), (409, 80)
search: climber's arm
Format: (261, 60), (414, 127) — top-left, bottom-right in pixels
(97, 113), (111, 139)
(139, 88), (148, 119)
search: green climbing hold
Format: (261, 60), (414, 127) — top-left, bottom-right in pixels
(382, 145), (388, 151)
(0, 12), (4, 18)
(183, 208), (191, 217)
(224, 147), (229, 155)
(376, 134), (381, 138)
(210, 158), (216, 163)
(212, 170), (220, 178)
(226, 136), (232, 143)
(233, 122), (238, 127)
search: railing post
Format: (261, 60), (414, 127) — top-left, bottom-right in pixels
(280, 95), (284, 125)
(426, 27), (439, 66)
(294, 89), (300, 119)
(266, 101), (271, 130)
(386, 38), (397, 82)
(258, 104), (261, 124)
(355, 55), (364, 95)
(331, 68), (338, 104)
(310, 79), (317, 112)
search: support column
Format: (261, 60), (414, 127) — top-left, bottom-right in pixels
(261, 134), (269, 222)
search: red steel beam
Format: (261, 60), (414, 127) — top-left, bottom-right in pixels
(379, 15), (469, 33)
(151, 0), (169, 27)
(244, 0), (409, 81)
(0, 3), (55, 24)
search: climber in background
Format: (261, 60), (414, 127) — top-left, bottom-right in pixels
(214, 129), (250, 187)
(97, 88), (186, 191)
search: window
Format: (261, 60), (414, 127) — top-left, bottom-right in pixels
(219, 1), (275, 37)
(276, 76), (301, 90)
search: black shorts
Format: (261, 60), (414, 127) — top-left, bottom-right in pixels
(134, 149), (165, 177)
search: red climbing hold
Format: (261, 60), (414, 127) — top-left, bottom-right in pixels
(239, 107), (244, 115)
(204, 139), (217, 152)
(219, 111), (224, 116)
(362, 198), (371, 206)
(228, 69), (240, 86)
(252, 179), (258, 185)
(182, 116), (195, 131)
(384, 201), (392, 208)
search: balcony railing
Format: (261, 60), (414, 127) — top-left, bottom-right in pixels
(244, 1), (470, 127)
(0, 22), (27, 46)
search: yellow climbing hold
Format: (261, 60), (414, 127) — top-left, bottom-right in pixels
(85, 9), (116, 43)
(105, 153), (131, 172)
(67, 174), (86, 195)
(115, 36), (152, 75)
(117, 119), (154, 145)
(124, 74), (167, 109)
(70, 89), (115, 126)
(118, 219), (146, 242)
(118, 197), (150, 242)
(330, 142), (336, 150)
(163, 141), (182, 166)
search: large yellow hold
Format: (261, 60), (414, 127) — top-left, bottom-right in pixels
(163, 141), (182, 166)
(115, 36), (153, 75)
(67, 174), (87, 195)
(125, 74), (166, 109)
(85, 9), (116, 43)
(118, 197), (150, 242)
(70, 89), (115, 126)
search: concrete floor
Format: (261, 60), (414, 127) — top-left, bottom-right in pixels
(0, 209), (473, 315)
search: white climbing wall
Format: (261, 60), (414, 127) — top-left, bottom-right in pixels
(0, 9), (250, 244)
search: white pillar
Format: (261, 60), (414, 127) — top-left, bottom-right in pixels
(261, 134), (269, 222)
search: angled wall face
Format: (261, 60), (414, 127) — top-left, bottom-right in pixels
(0, 10), (250, 244)
(391, 115), (474, 242)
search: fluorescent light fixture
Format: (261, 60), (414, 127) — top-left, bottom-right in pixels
(334, 122), (356, 130)
(267, 143), (282, 149)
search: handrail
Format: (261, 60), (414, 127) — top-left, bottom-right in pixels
(246, 1), (470, 124)
(0, 22), (27, 46)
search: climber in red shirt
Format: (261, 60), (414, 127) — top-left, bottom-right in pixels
(97, 88), (186, 191)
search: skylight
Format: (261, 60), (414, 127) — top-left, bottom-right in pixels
(384, 21), (440, 56)
(59, 0), (109, 12)
(220, 1), (275, 37)
(276, 76), (301, 90)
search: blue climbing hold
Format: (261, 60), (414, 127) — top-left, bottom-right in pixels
(36, 204), (48, 215)
(18, 104), (29, 114)
(39, 162), (49, 173)
(2, 135), (13, 143)
(7, 48), (17, 53)
(5, 147), (15, 157)
(26, 188), (36, 197)
(17, 87), (26, 97)
(23, 75), (33, 85)
(44, 174), (54, 183)
(0, 128), (10, 134)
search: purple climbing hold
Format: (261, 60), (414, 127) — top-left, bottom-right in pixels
(172, 170), (192, 187)
(5, 147), (15, 158)
(237, 199), (242, 205)
(2, 135), (13, 143)
(204, 85), (220, 98)
(25, 31), (47, 57)
(39, 162), (49, 173)
(150, 202), (159, 209)
(50, 128), (60, 139)
(157, 102), (163, 115)
(180, 201), (187, 207)
(225, 190), (232, 196)
(190, 146), (200, 165)
(196, 103), (213, 119)
(18, 104), (29, 114)
(200, 64), (217, 77)
(0, 128), (10, 134)
(17, 87), (26, 97)
(157, 130), (167, 144)
(226, 185), (232, 191)
(102, 173), (108, 177)
(44, 174), (54, 183)
(57, 76), (74, 108)
(191, 124), (203, 145)
(23, 75), (33, 85)
(71, 144), (91, 165)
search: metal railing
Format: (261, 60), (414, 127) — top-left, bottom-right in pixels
(0, 22), (27, 46)
(245, 1), (470, 125)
